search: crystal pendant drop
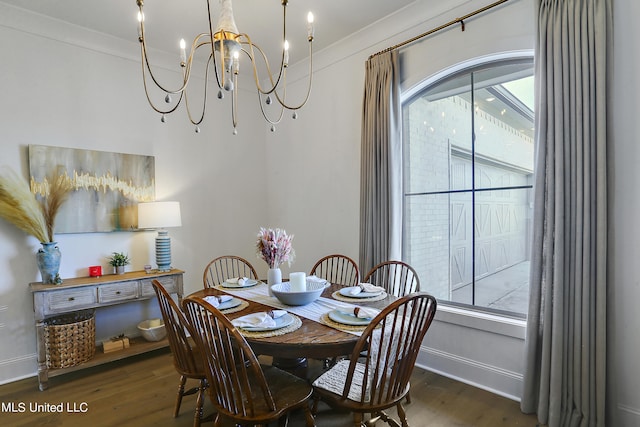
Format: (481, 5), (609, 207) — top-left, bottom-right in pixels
(217, 90), (224, 99)
(265, 95), (272, 105)
(164, 94), (172, 103)
(233, 128), (238, 135)
(292, 111), (298, 119)
(195, 126), (200, 133)
(160, 114), (166, 123)
(270, 125), (276, 132)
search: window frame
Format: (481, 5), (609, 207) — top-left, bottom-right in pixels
(400, 53), (535, 319)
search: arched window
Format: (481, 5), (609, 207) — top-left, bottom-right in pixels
(402, 56), (534, 316)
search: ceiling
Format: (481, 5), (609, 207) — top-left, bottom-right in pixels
(1, 0), (419, 62)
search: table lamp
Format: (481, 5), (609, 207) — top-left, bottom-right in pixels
(137, 201), (182, 272)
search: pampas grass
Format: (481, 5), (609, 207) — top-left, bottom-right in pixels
(0, 167), (72, 243)
(39, 171), (73, 242)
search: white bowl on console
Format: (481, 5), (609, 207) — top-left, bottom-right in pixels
(137, 318), (166, 342)
(271, 281), (327, 306)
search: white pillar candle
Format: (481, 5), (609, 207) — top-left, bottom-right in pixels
(289, 272), (306, 292)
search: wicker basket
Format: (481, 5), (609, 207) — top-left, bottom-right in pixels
(45, 310), (96, 369)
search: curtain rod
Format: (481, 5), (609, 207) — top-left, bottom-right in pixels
(369, 0), (511, 60)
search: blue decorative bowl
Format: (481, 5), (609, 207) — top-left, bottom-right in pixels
(271, 281), (327, 306)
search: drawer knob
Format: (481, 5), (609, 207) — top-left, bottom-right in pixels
(116, 291), (121, 295)
(68, 297), (75, 301)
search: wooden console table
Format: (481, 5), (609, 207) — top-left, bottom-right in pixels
(29, 269), (184, 391)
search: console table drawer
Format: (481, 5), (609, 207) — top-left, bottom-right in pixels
(98, 282), (139, 303)
(140, 276), (178, 297)
(45, 288), (97, 314)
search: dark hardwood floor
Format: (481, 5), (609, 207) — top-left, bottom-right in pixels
(0, 349), (542, 426)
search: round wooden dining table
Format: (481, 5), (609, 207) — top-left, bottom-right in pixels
(186, 282), (395, 367)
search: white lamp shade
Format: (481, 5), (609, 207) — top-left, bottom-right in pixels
(137, 201), (182, 229)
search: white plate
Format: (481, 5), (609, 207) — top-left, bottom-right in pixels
(240, 313), (294, 332)
(339, 286), (384, 298)
(221, 279), (259, 288)
(328, 309), (379, 326)
(218, 297), (242, 310)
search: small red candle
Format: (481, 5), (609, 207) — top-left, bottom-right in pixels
(89, 266), (102, 277)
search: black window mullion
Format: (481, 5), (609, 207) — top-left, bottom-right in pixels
(470, 72), (476, 306)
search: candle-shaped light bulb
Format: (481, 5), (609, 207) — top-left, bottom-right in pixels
(233, 50), (240, 73)
(137, 11), (144, 38)
(179, 38), (186, 63)
(283, 40), (290, 66)
(307, 12), (315, 40)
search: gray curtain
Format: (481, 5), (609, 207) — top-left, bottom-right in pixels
(521, 1), (609, 426)
(359, 50), (402, 276)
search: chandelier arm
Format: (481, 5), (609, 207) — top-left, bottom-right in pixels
(236, 0), (288, 97)
(260, 0), (289, 94)
(184, 53), (216, 126)
(141, 78), (183, 115)
(140, 47), (184, 115)
(145, 34), (212, 104)
(213, 47), (229, 91)
(140, 42), (190, 95)
(257, 90), (285, 125)
(239, 38), (282, 96)
(265, 0), (290, 93)
(267, 42), (314, 111)
(232, 72), (238, 129)
(180, 38), (209, 94)
(187, 36), (226, 102)
(140, 37), (223, 118)
(189, 35), (216, 73)
(237, 34), (313, 109)
(138, 12), (193, 95)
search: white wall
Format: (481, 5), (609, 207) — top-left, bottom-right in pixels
(610, 1), (640, 426)
(0, 2), (267, 381)
(1, 0), (638, 425)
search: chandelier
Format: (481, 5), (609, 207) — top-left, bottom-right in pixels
(135, 0), (315, 134)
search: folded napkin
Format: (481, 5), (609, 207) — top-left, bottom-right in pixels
(351, 306), (379, 319)
(231, 310), (287, 329)
(348, 283), (385, 295)
(307, 275), (329, 285)
(203, 294), (233, 308)
(226, 277), (250, 286)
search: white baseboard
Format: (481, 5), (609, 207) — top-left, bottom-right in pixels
(0, 354), (36, 386)
(416, 345), (524, 401)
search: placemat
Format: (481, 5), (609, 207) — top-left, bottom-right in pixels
(237, 313), (303, 338)
(220, 299), (249, 315)
(320, 312), (373, 333)
(331, 291), (388, 303)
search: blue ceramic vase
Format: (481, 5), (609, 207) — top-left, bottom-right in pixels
(37, 242), (62, 284)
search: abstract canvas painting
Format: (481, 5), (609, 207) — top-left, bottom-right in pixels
(28, 145), (155, 233)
